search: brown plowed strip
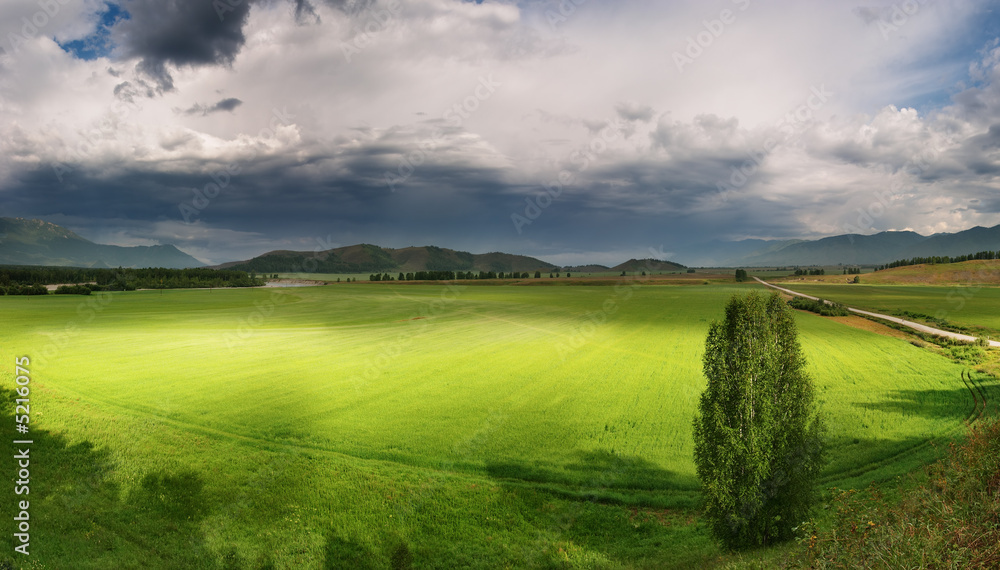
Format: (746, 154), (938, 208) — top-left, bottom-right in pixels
(828, 315), (917, 342)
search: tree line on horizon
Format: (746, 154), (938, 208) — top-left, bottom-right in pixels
(369, 270), (548, 281)
(875, 250), (1000, 271)
(0, 266), (263, 295)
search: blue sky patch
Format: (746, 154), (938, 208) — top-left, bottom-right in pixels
(58, 2), (129, 61)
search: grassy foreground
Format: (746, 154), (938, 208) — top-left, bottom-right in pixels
(0, 283), (990, 568)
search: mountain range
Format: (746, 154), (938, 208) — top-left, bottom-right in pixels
(678, 224), (1000, 267)
(0, 218), (203, 269)
(217, 244), (562, 274)
(4, 217), (1000, 271)
(218, 247), (694, 275)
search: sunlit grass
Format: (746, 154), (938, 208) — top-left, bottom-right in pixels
(0, 283), (985, 567)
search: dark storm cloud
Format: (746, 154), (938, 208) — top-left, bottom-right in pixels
(556, 156), (749, 215)
(211, 97), (244, 113)
(970, 123), (1000, 150)
(0, 123), (522, 262)
(182, 97), (244, 116)
(949, 82), (1000, 124)
(2, 167), (199, 237)
(108, 0), (384, 93)
(973, 191), (1000, 214)
(948, 123), (1000, 176)
(503, 172), (812, 267)
(112, 0), (253, 92)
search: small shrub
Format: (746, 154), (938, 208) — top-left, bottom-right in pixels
(54, 285), (92, 295)
(948, 345), (986, 365)
(787, 297), (849, 317)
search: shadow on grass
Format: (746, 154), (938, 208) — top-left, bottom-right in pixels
(0, 387), (275, 569)
(322, 533), (379, 570)
(321, 531), (415, 570)
(855, 387), (977, 420)
(854, 375), (1000, 422)
(481, 450), (713, 568)
(486, 448), (699, 495)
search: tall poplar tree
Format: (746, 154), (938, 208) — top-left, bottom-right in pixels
(693, 291), (824, 549)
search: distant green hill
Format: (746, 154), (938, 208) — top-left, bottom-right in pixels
(0, 218), (203, 268)
(220, 244), (559, 274)
(610, 258), (686, 273)
(560, 264), (611, 273)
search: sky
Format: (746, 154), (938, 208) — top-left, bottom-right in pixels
(1, 0), (1000, 266)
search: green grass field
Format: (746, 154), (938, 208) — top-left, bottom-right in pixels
(773, 282), (1000, 337)
(0, 283), (991, 568)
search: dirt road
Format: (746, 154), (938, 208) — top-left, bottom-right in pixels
(753, 277), (1000, 348)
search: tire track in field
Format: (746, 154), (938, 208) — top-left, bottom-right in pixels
(816, 371), (989, 486)
(961, 369), (989, 423)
